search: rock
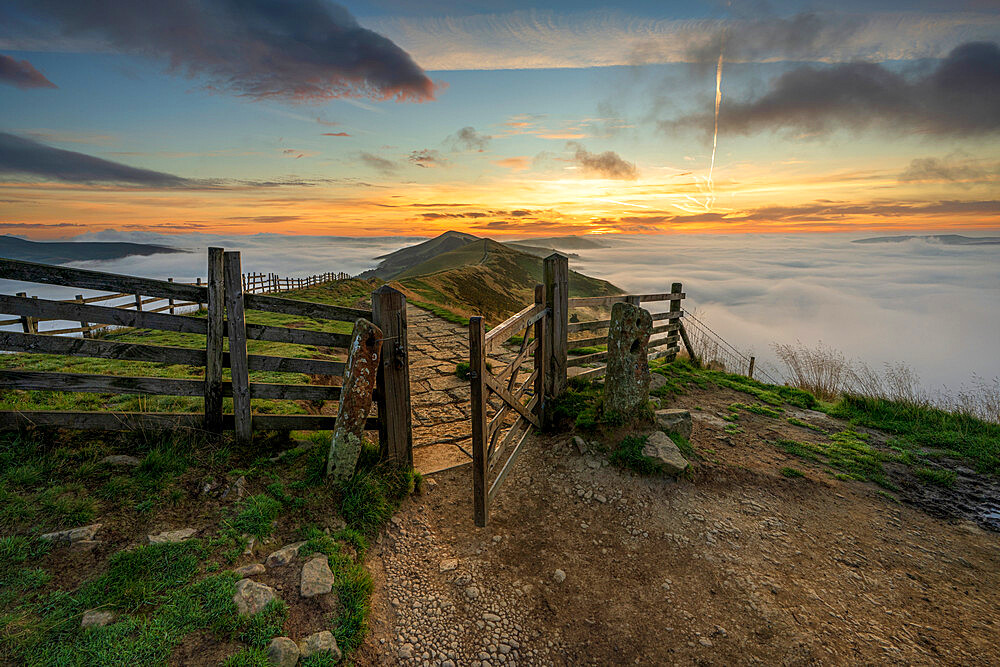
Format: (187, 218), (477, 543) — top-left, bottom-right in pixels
(699, 637), (714, 647)
(604, 302), (653, 416)
(298, 630), (341, 662)
(553, 569), (566, 583)
(300, 555), (334, 598)
(399, 644), (414, 659)
(80, 609), (114, 628)
(234, 563), (265, 577)
(267, 637), (300, 667)
(641, 431), (689, 474)
(655, 409), (693, 441)
(440, 558), (459, 572)
(40, 523), (101, 545)
(423, 477), (438, 492)
(233, 578), (277, 615)
(649, 373), (668, 392)
(147, 528), (197, 544)
(265, 541), (306, 568)
(573, 436), (588, 454)
(465, 586), (480, 599)
(100, 454), (141, 467)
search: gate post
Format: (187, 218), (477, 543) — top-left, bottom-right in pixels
(372, 285), (412, 466)
(204, 248), (225, 433)
(223, 251), (252, 444)
(533, 284), (548, 425)
(667, 282), (683, 363)
(469, 316), (488, 527)
(543, 253), (569, 406)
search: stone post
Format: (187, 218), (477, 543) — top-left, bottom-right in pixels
(604, 301), (652, 417)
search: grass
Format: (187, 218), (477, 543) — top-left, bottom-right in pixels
(730, 402), (784, 419)
(649, 359), (818, 409)
(829, 394), (1000, 475)
(773, 430), (896, 490)
(780, 466), (805, 478)
(914, 467), (957, 488)
(409, 299), (470, 326)
(787, 417), (825, 432)
(609, 433), (692, 475)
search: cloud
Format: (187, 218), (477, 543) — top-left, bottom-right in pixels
(358, 152), (398, 174)
(669, 41), (1000, 137)
(322, 132), (351, 137)
(493, 156), (531, 172)
(450, 126), (490, 152)
(0, 54), (56, 89)
(0, 131), (189, 186)
(12, 0), (436, 102)
(408, 149), (446, 168)
(900, 154), (1000, 186)
(567, 142), (638, 180)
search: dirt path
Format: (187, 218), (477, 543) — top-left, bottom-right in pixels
(360, 308), (1000, 665)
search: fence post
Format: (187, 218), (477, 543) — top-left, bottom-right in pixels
(371, 285), (412, 466)
(223, 251), (252, 444)
(75, 295), (90, 338)
(667, 282), (683, 363)
(543, 253), (568, 404)
(196, 277), (204, 310)
(167, 278), (175, 314)
(748, 356), (756, 379)
(533, 284), (548, 425)
(205, 248), (225, 434)
(134, 293), (142, 312)
(469, 315), (488, 527)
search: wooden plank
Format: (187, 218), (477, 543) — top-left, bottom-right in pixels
(224, 251), (252, 444)
(0, 411), (378, 432)
(567, 295), (628, 307)
(243, 323), (351, 348)
(371, 285), (412, 466)
(648, 347), (680, 362)
(469, 316), (489, 527)
(487, 419), (532, 505)
(543, 253), (569, 401)
(0, 331), (204, 365)
(638, 291), (685, 302)
(666, 282), (683, 363)
(486, 369), (538, 442)
(678, 321), (697, 360)
(244, 292), (372, 324)
(651, 311), (684, 322)
(0, 258), (205, 302)
(567, 350), (607, 367)
(484, 372), (541, 428)
(648, 335), (680, 350)
(533, 284), (547, 426)
(494, 339), (537, 386)
(249, 382), (339, 401)
(0, 294), (208, 335)
(247, 354), (343, 376)
(484, 302), (544, 351)
(567, 318), (611, 333)
(205, 248), (224, 433)
(650, 322), (680, 336)
(571, 365), (607, 380)
(0, 370), (206, 396)
(568, 334), (607, 349)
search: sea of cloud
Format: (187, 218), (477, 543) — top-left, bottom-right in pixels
(5, 230), (997, 393)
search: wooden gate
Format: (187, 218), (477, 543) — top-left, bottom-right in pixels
(469, 285), (548, 527)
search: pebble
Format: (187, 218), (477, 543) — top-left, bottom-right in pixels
(553, 569), (566, 583)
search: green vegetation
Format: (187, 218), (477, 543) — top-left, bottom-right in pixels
(409, 299), (470, 326)
(780, 466), (804, 478)
(787, 417), (825, 432)
(914, 467), (957, 488)
(829, 394), (1000, 475)
(609, 433), (692, 475)
(649, 358), (817, 409)
(773, 430), (896, 489)
(730, 402), (784, 419)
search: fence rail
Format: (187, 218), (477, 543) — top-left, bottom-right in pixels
(0, 254), (410, 456)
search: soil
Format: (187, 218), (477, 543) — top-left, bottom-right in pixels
(361, 382), (1000, 666)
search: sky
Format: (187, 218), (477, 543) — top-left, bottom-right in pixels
(0, 0), (998, 239)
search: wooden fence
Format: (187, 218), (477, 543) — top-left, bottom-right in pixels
(0, 252), (411, 462)
(242, 270), (353, 294)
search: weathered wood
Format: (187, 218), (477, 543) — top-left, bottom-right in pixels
(371, 285), (412, 466)
(678, 321), (697, 361)
(223, 251), (252, 444)
(567, 350), (608, 367)
(667, 282), (683, 362)
(567, 295), (628, 307)
(650, 322), (680, 336)
(567, 318), (611, 333)
(205, 248), (225, 433)
(748, 356), (756, 379)
(648, 335), (680, 350)
(638, 292), (685, 302)
(244, 292), (371, 324)
(485, 373), (540, 429)
(253, 414), (378, 431)
(648, 347), (680, 362)
(570, 365), (607, 380)
(326, 318), (383, 480)
(134, 293), (143, 311)
(568, 334), (607, 349)
(75, 295), (91, 338)
(484, 302), (545, 351)
(470, 316), (489, 527)
(487, 419), (532, 505)
(0, 370), (206, 396)
(543, 253), (569, 403)
(243, 322), (351, 348)
(0, 411), (378, 432)
(0, 258), (205, 302)
(533, 284), (547, 426)
(0, 293), (208, 335)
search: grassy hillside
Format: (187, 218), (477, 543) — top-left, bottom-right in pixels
(0, 235), (186, 264)
(360, 230), (479, 279)
(394, 238), (621, 325)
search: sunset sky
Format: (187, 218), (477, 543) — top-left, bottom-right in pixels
(1, 0), (999, 239)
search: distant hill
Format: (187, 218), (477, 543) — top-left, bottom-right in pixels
(853, 234), (1000, 246)
(513, 235), (609, 250)
(0, 235), (186, 264)
(361, 231), (480, 279)
(391, 237), (621, 324)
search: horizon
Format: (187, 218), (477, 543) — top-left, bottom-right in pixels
(1, 1), (999, 238)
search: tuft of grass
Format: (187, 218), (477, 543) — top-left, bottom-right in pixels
(730, 402), (784, 419)
(780, 466), (804, 478)
(223, 647), (270, 667)
(773, 431), (896, 490)
(914, 467), (957, 488)
(787, 417), (825, 432)
(609, 434), (691, 475)
(230, 494), (283, 540)
(649, 359), (818, 409)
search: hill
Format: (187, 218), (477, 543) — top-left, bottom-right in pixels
(512, 234), (609, 250)
(392, 237), (621, 324)
(0, 234), (186, 264)
(853, 234), (1000, 245)
(361, 231), (480, 279)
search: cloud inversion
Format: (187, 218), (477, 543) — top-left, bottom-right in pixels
(0, 131), (188, 186)
(0, 54), (56, 89)
(14, 0), (436, 102)
(567, 142), (638, 179)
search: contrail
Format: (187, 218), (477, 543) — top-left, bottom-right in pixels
(706, 35), (725, 210)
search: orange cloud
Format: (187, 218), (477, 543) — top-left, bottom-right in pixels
(494, 156), (531, 171)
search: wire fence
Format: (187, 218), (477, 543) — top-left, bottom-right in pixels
(681, 310), (781, 385)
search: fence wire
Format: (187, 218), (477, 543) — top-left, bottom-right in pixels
(681, 310), (781, 385)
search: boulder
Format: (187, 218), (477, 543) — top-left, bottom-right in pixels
(265, 541), (306, 568)
(234, 563), (265, 577)
(649, 373), (668, 392)
(40, 523), (102, 545)
(147, 528), (197, 544)
(604, 302), (653, 416)
(655, 409), (692, 441)
(267, 637), (300, 667)
(298, 630), (341, 662)
(642, 431), (689, 474)
(439, 558), (459, 572)
(81, 609), (115, 628)
(300, 555), (334, 598)
(233, 578), (277, 616)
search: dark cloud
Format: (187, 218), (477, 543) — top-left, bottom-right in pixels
(419, 211), (490, 220)
(450, 126), (490, 152)
(900, 155), (999, 186)
(669, 41), (1000, 137)
(0, 54), (56, 89)
(408, 149), (446, 168)
(566, 142), (638, 180)
(15, 0), (435, 102)
(0, 131), (189, 186)
(359, 152), (398, 174)
(322, 132), (351, 137)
